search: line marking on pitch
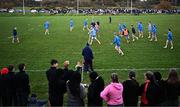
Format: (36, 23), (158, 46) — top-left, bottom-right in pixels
(26, 68), (180, 72)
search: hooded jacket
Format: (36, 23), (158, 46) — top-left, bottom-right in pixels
(100, 82), (123, 105)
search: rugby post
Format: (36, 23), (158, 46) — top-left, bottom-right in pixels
(23, 0), (25, 15)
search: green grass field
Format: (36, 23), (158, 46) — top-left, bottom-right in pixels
(0, 14), (180, 103)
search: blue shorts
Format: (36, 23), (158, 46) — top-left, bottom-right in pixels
(116, 44), (120, 48)
(45, 27), (49, 30)
(139, 29), (143, 32)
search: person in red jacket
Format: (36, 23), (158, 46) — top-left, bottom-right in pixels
(139, 71), (160, 106)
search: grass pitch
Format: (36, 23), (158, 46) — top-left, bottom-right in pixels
(0, 14), (180, 101)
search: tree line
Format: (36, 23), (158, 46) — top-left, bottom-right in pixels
(0, 0), (179, 9)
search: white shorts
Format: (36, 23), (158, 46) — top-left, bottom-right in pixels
(91, 36), (96, 40)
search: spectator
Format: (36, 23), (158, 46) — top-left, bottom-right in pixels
(0, 68), (9, 106)
(16, 63), (30, 106)
(63, 60), (72, 82)
(7, 64), (16, 106)
(100, 73), (124, 107)
(123, 71), (139, 107)
(139, 71), (160, 106)
(88, 71), (104, 107)
(0, 67), (9, 75)
(153, 71), (166, 105)
(75, 61), (83, 73)
(56, 68), (67, 106)
(67, 72), (86, 106)
(163, 69), (180, 106)
(82, 43), (94, 72)
(46, 59), (62, 106)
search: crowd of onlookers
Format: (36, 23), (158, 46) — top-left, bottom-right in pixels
(0, 59), (179, 107)
(1, 8), (180, 15)
(0, 64), (30, 106)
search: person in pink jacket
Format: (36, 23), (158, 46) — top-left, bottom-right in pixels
(100, 73), (124, 107)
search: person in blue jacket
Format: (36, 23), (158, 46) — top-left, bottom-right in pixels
(138, 22), (143, 38)
(70, 19), (74, 32)
(118, 23), (123, 35)
(164, 29), (173, 49)
(111, 32), (124, 56)
(44, 21), (50, 35)
(83, 19), (88, 31)
(150, 24), (157, 41)
(148, 21), (152, 38)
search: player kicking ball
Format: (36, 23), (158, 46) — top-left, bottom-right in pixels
(88, 26), (101, 45)
(164, 29), (173, 49)
(111, 32), (124, 56)
(44, 21), (50, 35)
(12, 27), (20, 43)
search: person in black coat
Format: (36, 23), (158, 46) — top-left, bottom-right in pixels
(56, 68), (67, 106)
(123, 71), (139, 107)
(62, 60), (73, 83)
(153, 71), (166, 105)
(46, 59), (63, 106)
(15, 63), (30, 106)
(88, 71), (104, 107)
(7, 64), (17, 106)
(163, 69), (180, 106)
(139, 71), (160, 106)
(82, 43), (94, 72)
(0, 68), (9, 106)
